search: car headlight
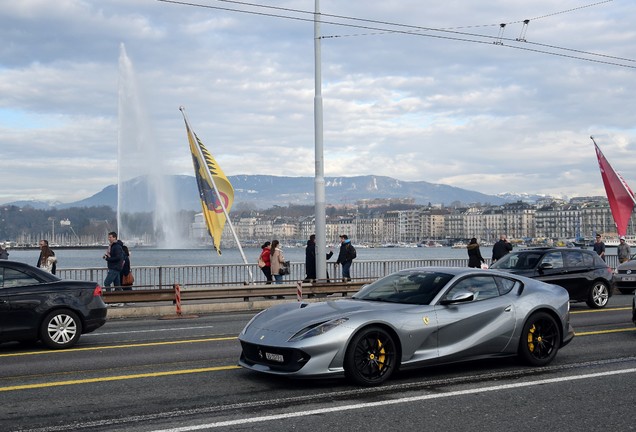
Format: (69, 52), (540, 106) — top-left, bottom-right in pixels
(288, 318), (349, 341)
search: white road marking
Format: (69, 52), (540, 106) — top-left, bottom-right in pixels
(151, 368), (636, 431)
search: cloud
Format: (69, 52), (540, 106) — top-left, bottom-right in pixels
(0, 0), (634, 204)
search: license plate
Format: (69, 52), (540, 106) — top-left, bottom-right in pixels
(621, 276), (635, 281)
(265, 352), (284, 362)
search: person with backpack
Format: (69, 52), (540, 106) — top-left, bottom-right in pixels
(103, 231), (124, 291)
(120, 244), (134, 290)
(336, 234), (356, 282)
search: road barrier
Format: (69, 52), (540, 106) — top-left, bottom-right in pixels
(174, 284), (182, 315)
(102, 279), (372, 305)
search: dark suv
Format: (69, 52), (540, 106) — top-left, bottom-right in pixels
(490, 247), (613, 308)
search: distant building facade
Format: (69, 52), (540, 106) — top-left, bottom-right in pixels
(190, 196), (635, 247)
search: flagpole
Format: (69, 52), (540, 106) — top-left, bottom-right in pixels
(180, 106), (254, 283)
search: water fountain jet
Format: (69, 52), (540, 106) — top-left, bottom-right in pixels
(117, 43), (187, 248)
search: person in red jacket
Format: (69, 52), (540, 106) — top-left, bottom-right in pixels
(258, 241), (272, 284)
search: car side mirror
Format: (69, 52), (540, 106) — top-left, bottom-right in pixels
(440, 291), (474, 305)
(539, 262), (553, 270)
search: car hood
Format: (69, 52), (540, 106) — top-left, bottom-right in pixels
(616, 260), (636, 271)
(241, 299), (415, 342)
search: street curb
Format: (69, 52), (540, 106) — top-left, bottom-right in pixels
(104, 297), (330, 319)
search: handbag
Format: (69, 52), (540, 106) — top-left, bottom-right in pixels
(122, 272), (135, 286)
(279, 261), (290, 276)
(258, 257), (266, 268)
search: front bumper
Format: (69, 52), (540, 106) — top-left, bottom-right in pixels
(562, 323), (575, 347)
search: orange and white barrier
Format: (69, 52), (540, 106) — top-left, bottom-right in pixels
(296, 281), (302, 301)
(174, 283), (182, 316)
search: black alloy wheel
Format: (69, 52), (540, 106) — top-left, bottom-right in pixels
(518, 311), (561, 366)
(344, 326), (397, 386)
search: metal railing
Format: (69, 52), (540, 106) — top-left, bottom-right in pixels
(58, 254), (619, 290)
(58, 258), (482, 289)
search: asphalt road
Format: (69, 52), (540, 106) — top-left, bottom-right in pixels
(1, 296), (634, 432)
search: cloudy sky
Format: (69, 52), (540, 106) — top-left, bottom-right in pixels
(1, 0), (635, 205)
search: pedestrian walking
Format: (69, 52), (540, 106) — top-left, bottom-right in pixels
(336, 234), (356, 282)
(270, 240), (286, 287)
(103, 232), (125, 290)
(467, 237), (485, 268)
(36, 239), (57, 274)
(120, 244), (134, 290)
(0, 244), (8, 260)
(593, 234), (606, 261)
(491, 234), (512, 263)
(304, 234), (333, 282)
(258, 241), (272, 284)
(618, 236), (631, 263)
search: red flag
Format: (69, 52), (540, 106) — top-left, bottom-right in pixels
(593, 139), (635, 236)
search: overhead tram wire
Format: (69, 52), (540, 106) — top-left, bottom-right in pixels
(157, 0), (635, 69)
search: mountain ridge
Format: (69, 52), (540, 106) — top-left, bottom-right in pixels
(4, 175), (540, 211)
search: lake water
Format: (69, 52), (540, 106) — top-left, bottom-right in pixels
(5, 245), (607, 269)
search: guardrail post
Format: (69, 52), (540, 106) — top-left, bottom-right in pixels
(174, 283), (182, 316)
(296, 281), (302, 301)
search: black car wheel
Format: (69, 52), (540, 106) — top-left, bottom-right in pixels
(518, 312), (560, 366)
(40, 309), (82, 349)
(618, 288), (636, 295)
(586, 281), (610, 308)
(344, 326), (397, 386)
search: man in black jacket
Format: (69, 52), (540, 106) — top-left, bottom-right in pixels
(103, 231), (124, 289)
(491, 234), (512, 263)
(336, 234), (356, 282)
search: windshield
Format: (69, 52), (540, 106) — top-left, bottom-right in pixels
(490, 252), (543, 270)
(353, 270), (454, 305)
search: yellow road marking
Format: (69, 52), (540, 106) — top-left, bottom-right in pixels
(2, 325), (634, 393)
(0, 336), (237, 358)
(0, 365), (241, 392)
(575, 327), (636, 336)
(571, 307), (631, 314)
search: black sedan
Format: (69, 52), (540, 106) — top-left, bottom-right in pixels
(490, 247), (613, 308)
(0, 260), (107, 349)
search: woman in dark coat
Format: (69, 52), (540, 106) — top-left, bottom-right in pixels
(467, 237), (485, 268)
(304, 234), (333, 282)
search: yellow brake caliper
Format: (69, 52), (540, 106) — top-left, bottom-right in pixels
(375, 339), (386, 370)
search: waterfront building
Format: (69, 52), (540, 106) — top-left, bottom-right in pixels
(356, 215), (384, 244)
(444, 208), (467, 240)
(188, 196), (636, 249)
(502, 201), (536, 240)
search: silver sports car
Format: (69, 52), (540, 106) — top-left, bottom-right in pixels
(239, 267), (575, 386)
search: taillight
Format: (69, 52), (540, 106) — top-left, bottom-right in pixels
(93, 285), (103, 297)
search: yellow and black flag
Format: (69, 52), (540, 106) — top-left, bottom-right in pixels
(181, 107), (234, 254)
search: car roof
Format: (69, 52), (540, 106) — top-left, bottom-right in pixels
(0, 260), (60, 280)
(396, 267), (478, 275)
(509, 247), (592, 253)
(0, 260), (40, 270)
